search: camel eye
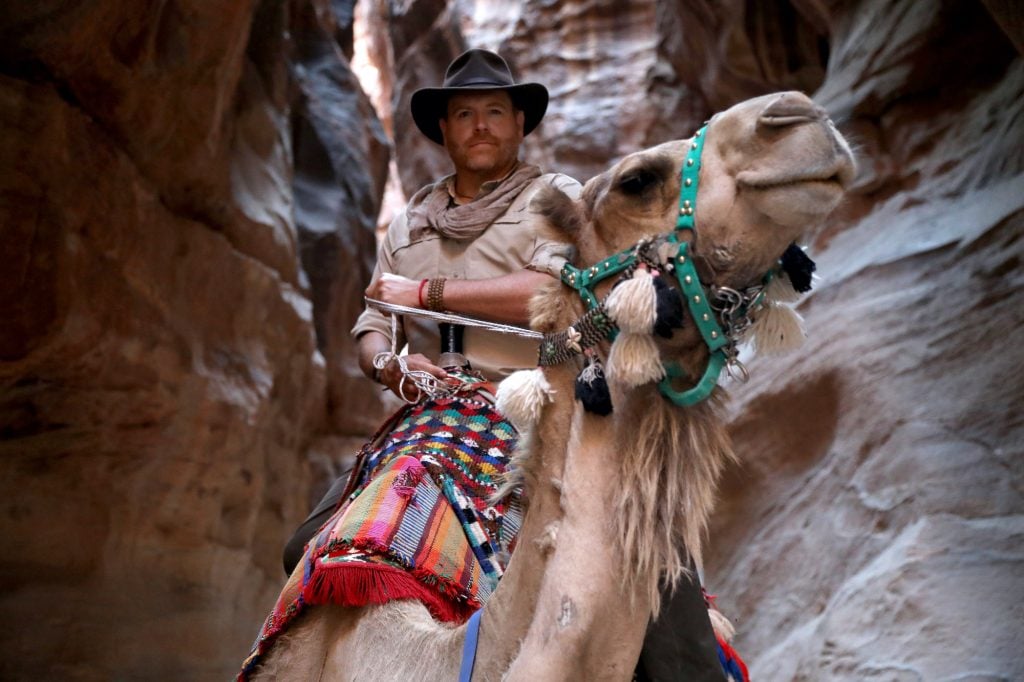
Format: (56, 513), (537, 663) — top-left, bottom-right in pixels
(618, 169), (659, 195)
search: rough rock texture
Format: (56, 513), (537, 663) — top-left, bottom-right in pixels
(0, 0), (385, 678)
(370, 0), (1024, 678)
(706, 3), (1024, 679)
(289, 0), (394, 437)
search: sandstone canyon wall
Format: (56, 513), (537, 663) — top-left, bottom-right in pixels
(1, 0), (1021, 680)
(0, 0), (389, 679)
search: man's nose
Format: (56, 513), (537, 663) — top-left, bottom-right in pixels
(473, 113), (489, 131)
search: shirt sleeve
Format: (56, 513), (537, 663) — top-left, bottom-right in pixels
(525, 174), (582, 278)
(351, 217), (408, 348)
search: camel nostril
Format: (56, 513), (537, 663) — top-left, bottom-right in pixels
(758, 92), (821, 127)
(836, 160), (857, 187)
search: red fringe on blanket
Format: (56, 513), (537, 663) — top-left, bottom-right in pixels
(302, 562), (476, 625)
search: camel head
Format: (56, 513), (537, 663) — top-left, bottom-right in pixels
(541, 90), (855, 289)
(527, 91), (856, 406)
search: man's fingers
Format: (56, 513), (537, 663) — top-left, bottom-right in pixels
(370, 273), (421, 308)
(379, 354), (450, 401)
(404, 354), (448, 379)
(366, 274), (410, 297)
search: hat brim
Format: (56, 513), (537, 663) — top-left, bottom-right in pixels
(410, 83), (549, 145)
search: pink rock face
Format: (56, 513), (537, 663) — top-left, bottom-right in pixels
(0, 0), (386, 678)
(701, 5), (1023, 679)
(2, 0), (1022, 680)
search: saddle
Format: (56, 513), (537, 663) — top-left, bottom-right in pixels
(240, 378), (522, 679)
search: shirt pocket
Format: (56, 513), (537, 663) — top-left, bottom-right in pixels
(390, 232), (442, 280)
(488, 202), (531, 227)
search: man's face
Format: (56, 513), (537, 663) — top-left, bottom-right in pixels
(439, 91), (525, 179)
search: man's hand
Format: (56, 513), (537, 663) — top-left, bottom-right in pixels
(358, 331), (448, 402)
(366, 273), (422, 308)
(377, 353), (448, 402)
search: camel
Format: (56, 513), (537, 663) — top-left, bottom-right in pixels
(245, 90), (855, 681)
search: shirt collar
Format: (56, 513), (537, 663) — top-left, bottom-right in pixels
(444, 162), (522, 202)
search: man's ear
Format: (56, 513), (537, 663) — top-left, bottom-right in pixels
(516, 110), (525, 136)
(439, 118), (448, 142)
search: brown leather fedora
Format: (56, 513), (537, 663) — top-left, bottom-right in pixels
(411, 49), (549, 145)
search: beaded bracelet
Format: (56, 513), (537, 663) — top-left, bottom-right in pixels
(426, 277), (446, 312)
(417, 278), (429, 308)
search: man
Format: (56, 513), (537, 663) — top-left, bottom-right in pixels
(283, 47), (578, 573)
(354, 48), (580, 400)
(283, 48), (726, 681)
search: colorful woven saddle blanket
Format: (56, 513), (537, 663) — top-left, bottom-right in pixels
(240, 388), (522, 679)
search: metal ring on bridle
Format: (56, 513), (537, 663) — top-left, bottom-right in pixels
(724, 357), (750, 383)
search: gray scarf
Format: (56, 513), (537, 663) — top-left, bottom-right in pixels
(406, 163), (543, 241)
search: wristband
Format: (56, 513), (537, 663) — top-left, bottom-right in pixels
(417, 278), (429, 308)
(426, 277), (446, 312)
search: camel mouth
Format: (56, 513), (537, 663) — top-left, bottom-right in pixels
(738, 171), (848, 192)
(734, 170), (849, 223)
(737, 153), (856, 191)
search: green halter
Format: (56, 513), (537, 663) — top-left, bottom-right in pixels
(560, 125), (750, 407)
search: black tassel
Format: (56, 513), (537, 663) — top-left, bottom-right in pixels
(780, 243), (817, 293)
(575, 356), (613, 415)
(652, 274), (685, 338)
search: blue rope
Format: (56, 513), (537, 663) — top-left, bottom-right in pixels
(458, 609), (483, 682)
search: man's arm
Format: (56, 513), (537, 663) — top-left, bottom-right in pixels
(366, 269), (550, 325)
(440, 270), (550, 323)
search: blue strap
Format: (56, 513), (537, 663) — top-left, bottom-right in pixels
(459, 609), (484, 682)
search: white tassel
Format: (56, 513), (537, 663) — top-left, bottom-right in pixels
(750, 302), (806, 355)
(496, 368), (555, 431)
(708, 608), (736, 643)
(763, 270), (801, 304)
(607, 332), (664, 387)
(605, 269), (657, 334)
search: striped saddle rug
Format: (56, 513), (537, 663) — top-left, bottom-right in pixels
(240, 385), (522, 679)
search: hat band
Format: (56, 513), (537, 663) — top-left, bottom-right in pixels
(447, 78), (515, 88)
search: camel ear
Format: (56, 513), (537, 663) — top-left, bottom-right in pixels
(531, 185), (584, 239)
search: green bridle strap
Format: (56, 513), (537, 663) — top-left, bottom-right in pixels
(658, 238), (730, 406)
(657, 126), (733, 406)
(659, 352), (725, 406)
(560, 251), (635, 310)
(559, 124), (738, 407)
(666, 241), (727, 352)
(675, 126), (704, 231)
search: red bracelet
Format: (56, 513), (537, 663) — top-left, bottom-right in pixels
(417, 278), (429, 308)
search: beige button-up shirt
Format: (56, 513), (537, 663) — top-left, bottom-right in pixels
(353, 172), (582, 381)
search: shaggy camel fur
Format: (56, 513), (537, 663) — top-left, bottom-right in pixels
(248, 91), (855, 681)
